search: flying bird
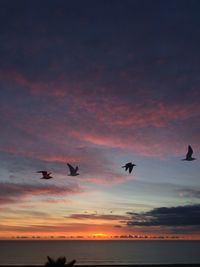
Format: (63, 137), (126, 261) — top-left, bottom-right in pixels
(122, 162), (136, 173)
(37, 171), (53, 179)
(182, 145), (196, 161)
(67, 163), (79, 176)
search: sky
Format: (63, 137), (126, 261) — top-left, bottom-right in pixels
(0, 0), (200, 240)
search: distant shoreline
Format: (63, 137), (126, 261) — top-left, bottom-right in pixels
(0, 241), (200, 242)
(0, 265), (200, 267)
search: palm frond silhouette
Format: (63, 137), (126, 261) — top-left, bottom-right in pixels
(45, 256), (76, 267)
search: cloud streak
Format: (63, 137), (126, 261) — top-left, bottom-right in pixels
(67, 213), (129, 221)
(0, 182), (83, 205)
(178, 189), (200, 199)
(1, 57), (200, 159)
(126, 205), (200, 231)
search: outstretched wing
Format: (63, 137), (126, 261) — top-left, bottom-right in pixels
(186, 145), (193, 158)
(37, 171), (47, 176)
(75, 166), (79, 172)
(128, 165), (134, 173)
(125, 165), (129, 171)
(122, 164), (128, 170)
(67, 163), (75, 173)
(122, 162), (132, 171)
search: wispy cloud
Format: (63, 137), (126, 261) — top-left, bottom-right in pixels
(178, 189), (200, 199)
(0, 182), (83, 205)
(1, 66), (200, 159)
(67, 213), (129, 221)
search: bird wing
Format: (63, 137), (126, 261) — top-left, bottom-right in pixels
(122, 162), (131, 170)
(186, 145), (193, 158)
(125, 165), (129, 171)
(47, 172), (52, 177)
(126, 162), (133, 171)
(67, 163), (75, 173)
(128, 165), (134, 173)
(75, 166), (79, 172)
(37, 171), (47, 176)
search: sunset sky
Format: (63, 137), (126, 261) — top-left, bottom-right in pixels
(0, 0), (200, 239)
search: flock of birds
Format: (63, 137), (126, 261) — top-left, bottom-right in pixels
(37, 145), (196, 179)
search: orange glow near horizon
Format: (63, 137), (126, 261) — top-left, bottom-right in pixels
(1, 211), (200, 241)
(1, 230), (200, 241)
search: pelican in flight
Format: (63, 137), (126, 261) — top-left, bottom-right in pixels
(182, 145), (196, 161)
(37, 171), (53, 179)
(122, 162), (136, 173)
(67, 163), (79, 176)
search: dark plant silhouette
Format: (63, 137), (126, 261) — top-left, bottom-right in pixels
(45, 256), (76, 267)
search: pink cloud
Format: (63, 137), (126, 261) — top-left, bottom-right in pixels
(70, 130), (177, 158)
(1, 68), (200, 161)
(75, 173), (133, 186)
(2, 68), (199, 128)
(0, 147), (83, 164)
(0, 182), (83, 206)
(2, 67), (198, 111)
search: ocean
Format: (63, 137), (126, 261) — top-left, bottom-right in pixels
(0, 240), (200, 265)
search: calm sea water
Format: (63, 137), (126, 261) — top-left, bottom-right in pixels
(0, 240), (200, 265)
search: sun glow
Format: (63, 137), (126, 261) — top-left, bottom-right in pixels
(92, 233), (108, 238)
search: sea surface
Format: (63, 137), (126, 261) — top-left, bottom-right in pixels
(0, 240), (200, 265)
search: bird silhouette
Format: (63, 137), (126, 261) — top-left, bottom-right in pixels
(67, 163), (79, 176)
(37, 171), (53, 179)
(122, 162), (136, 173)
(182, 145), (196, 161)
